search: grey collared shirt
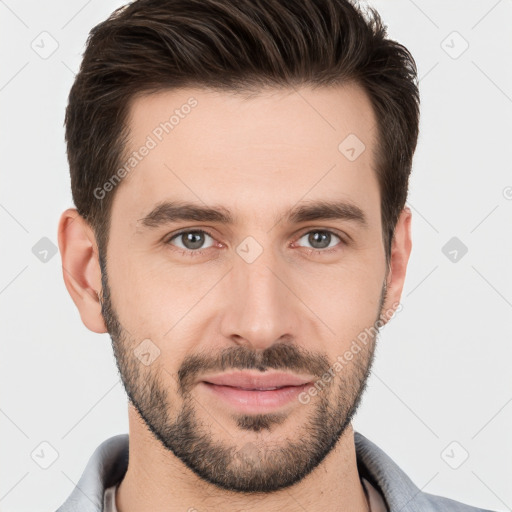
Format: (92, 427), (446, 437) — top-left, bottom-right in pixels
(57, 432), (496, 512)
(103, 476), (388, 511)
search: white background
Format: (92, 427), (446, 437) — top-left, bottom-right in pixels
(1, 0), (511, 511)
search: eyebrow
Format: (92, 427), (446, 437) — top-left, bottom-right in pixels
(137, 199), (368, 231)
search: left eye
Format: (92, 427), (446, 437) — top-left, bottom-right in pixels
(295, 230), (342, 251)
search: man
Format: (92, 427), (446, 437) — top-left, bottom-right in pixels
(56, 0), (495, 510)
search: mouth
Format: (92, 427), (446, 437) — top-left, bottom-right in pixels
(199, 371), (313, 413)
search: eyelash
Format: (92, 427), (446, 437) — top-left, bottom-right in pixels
(164, 228), (346, 258)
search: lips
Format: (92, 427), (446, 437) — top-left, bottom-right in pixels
(201, 371), (312, 390)
(199, 371), (314, 413)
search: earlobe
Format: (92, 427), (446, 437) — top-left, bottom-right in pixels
(57, 208), (107, 334)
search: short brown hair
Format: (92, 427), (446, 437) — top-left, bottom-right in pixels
(65, 0), (420, 264)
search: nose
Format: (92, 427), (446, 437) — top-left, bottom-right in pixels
(219, 243), (300, 351)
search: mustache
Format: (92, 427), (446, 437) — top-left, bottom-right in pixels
(177, 342), (332, 396)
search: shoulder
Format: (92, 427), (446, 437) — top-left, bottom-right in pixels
(56, 434), (129, 512)
(420, 491), (495, 512)
(354, 431), (496, 512)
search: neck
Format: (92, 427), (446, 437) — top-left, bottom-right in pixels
(116, 405), (369, 512)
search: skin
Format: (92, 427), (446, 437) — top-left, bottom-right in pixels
(58, 83), (412, 512)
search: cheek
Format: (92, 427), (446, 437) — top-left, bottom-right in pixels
(293, 253), (385, 345)
(108, 249), (215, 341)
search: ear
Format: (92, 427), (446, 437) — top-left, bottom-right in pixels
(381, 206), (412, 321)
(57, 208), (107, 333)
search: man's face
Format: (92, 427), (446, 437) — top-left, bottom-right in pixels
(100, 84), (394, 493)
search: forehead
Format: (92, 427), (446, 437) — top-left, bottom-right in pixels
(111, 84), (380, 230)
